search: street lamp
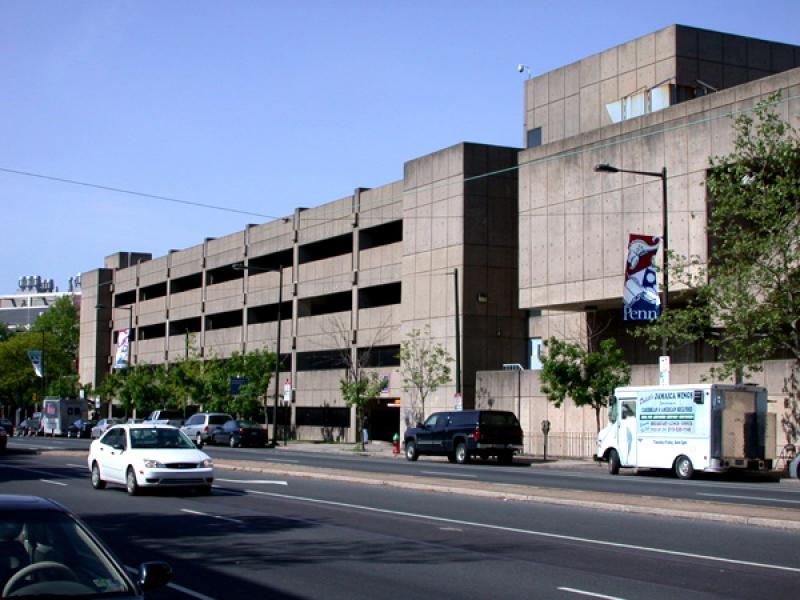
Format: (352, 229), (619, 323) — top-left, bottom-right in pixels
(95, 304), (134, 372)
(594, 163), (669, 360)
(233, 262), (284, 447)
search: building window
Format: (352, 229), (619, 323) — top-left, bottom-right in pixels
(526, 127), (542, 148)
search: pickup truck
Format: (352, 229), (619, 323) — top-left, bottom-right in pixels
(144, 409), (185, 428)
(404, 409), (524, 465)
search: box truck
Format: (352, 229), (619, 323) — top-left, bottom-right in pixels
(41, 397), (87, 436)
(595, 384), (775, 479)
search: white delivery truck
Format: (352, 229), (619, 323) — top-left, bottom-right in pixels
(41, 397), (88, 436)
(595, 384), (775, 479)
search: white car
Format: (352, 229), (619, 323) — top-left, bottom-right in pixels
(88, 424), (214, 496)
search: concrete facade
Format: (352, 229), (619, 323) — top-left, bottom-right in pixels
(79, 144), (527, 441)
(79, 24), (800, 450)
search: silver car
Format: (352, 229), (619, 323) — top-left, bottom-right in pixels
(91, 418), (123, 440)
(181, 413), (233, 446)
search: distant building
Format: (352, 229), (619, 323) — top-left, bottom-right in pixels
(0, 275), (82, 332)
(79, 25), (800, 449)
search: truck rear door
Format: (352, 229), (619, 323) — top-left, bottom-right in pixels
(478, 412), (523, 446)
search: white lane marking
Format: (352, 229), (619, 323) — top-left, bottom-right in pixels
(40, 479), (68, 486)
(124, 565), (218, 600)
(180, 508), (243, 524)
(245, 490), (800, 574)
(421, 470), (478, 479)
(439, 527), (463, 532)
(558, 587), (628, 600)
(216, 478), (288, 485)
(697, 493), (800, 505)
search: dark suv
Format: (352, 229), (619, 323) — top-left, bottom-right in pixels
(404, 410), (523, 464)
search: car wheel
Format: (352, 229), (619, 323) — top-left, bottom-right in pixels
(91, 462), (106, 490)
(229, 436), (238, 448)
(405, 440), (419, 461)
(454, 442), (470, 464)
(196, 433), (203, 447)
(126, 467), (140, 496)
(608, 449), (620, 475)
(674, 455), (694, 480)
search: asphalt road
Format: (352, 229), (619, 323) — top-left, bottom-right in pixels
(1, 450), (799, 599)
(11, 435), (800, 511)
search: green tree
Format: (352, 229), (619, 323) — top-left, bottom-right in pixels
(638, 93), (800, 445)
(341, 372), (385, 450)
(398, 325), (453, 424)
(540, 337), (631, 432)
(0, 332), (42, 412)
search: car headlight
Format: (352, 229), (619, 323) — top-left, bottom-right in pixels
(143, 459), (166, 468)
(201, 458), (213, 468)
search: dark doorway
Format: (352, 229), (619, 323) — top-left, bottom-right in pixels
(366, 400), (400, 442)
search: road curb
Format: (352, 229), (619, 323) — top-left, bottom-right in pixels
(216, 461), (800, 532)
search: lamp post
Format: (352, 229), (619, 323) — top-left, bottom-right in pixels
(594, 163), (669, 360)
(233, 262), (284, 447)
(95, 303), (133, 419)
(449, 268), (462, 398)
(95, 304), (133, 372)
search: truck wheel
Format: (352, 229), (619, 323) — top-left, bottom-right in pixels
(405, 440), (418, 461)
(608, 449), (620, 475)
(675, 455), (694, 480)
(455, 442), (470, 464)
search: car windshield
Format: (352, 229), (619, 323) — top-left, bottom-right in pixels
(129, 427), (195, 449)
(0, 509), (133, 596)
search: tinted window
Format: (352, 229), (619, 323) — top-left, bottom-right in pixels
(157, 410), (183, 420)
(449, 412), (479, 426)
(479, 412), (520, 426)
(223, 421), (238, 431)
(209, 415), (231, 425)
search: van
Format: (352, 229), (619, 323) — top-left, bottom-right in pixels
(596, 384), (776, 479)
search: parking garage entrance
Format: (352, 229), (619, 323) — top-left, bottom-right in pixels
(365, 398), (400, 442)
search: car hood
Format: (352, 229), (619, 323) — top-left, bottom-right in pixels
(109, 448), (211, 463)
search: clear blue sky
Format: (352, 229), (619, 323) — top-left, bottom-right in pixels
(1, 0), (798, 294)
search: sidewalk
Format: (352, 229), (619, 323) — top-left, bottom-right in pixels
(274, 439), (594, 468)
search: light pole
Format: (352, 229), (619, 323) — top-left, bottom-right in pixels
(594, 163), (669, 359)
(449, 268), (462, 397)
(95, 304), (134, 372)
(233, 262), (284, 447)
(95, 303), (133, 419)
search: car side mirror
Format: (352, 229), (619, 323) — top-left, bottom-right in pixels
(416, 421), (424, 429)
(138, 561), (172, 591)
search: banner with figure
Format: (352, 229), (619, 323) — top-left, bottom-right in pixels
(623, 234), (662, 321)
(114, 329), (130, 370)
(27, 350), (44, 378)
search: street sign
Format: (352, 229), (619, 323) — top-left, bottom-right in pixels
(453, 393), (463, 411)
(230, 376), (249, 395)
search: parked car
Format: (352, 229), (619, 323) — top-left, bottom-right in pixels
(0, 426), (7, 451)
(66, 418), (97, 439)
(211, 419), (269, 448)
(125, 418), (145, 424)
(0, 418), (14, 438)
(16, 417), (41, 436)
(91, 418), (123, 439)
(88, 424), (214, 495)
(0, 495), (171, 597)
(143, 409), (185, 427)
(404, 409), (524, 464)
(181, 412), (233, 446)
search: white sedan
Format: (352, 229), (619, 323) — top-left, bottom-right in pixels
(88, 424), (214, 496)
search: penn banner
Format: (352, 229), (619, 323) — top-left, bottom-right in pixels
(27, 350), (44, 378)
(623, 234), (662, 321)
(114, 329), (130, 370)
